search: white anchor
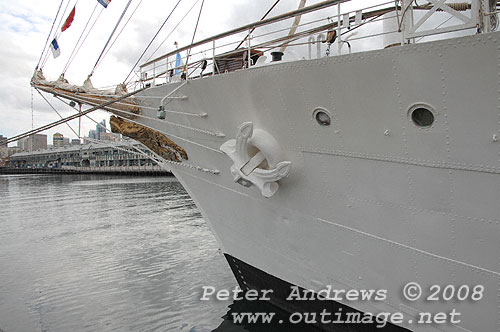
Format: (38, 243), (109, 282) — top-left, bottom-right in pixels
(220, 122), (291, 198)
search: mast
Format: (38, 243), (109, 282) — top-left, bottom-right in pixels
(279, 0), (307, 53)
(234, 0), (283, 50)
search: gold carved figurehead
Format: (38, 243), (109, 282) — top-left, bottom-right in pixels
(110, 116), (188, 162)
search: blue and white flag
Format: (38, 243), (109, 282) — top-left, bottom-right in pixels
(174, 52), (182, 76)
(50, 38), (60, 58)
(97, 0), (111, 8)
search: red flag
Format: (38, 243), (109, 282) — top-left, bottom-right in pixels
(61, 6), (76, 32)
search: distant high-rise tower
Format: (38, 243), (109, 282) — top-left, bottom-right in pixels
(16, 134), (47, 151)
(29, 134), (47, 150)
(88, 130), (97, 140)
(53, 133), (64, 147)
(96, 120), (106, 141)
(0, 135), (7, 148)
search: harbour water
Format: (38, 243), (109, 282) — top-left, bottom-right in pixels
(0, 174), (324, 332)
(0, 174), (236, 332)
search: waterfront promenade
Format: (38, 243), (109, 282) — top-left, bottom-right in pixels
(2, 142), (173, 176)
(0, 165), (171, 176)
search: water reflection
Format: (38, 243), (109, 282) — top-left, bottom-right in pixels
(0, 174), (404, 332)
(0, 175), (235, 332)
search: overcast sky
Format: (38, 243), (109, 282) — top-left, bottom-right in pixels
(0, 0), (313, 146)
(4, 0), (446, 149)
(0, 0), (473, 147)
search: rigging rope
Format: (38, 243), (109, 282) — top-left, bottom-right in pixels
(53, 95), (171, 165)
(123, 0), (183, 84)
(56, 0), (78, 33)
(234, 0), (282, 50)
(31, 87), (34, 130)
(36, 89), (80, 138)
(65, 7), (105, 74)
(41, 0), (74, 68)
(145, 0), (201, 63)
(6, 87), (148, 145)
(62, 2), (99, 74)
(36, 0), (65, 70)
(89, 0), (134, 78)
(52, 96), (219, 173)
(99, 0), (144, 69)
(184, 0), (204, 72)
(40, 42), (52, 70)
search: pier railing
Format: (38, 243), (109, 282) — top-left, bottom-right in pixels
(139, 0), (493, 85)
(0, 165), (171, 175)
(61, 165), (164, 172)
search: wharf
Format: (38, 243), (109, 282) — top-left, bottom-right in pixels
(0, 166), (171, 176)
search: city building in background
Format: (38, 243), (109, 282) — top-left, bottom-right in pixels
(0, 135), (7, 160)
(53, 133), (64, 147)
(16, 138), (25, 150)
(96, 120), (106, 141)
(7, 147), (22, 157)
(100, 132), (121, 142)
(88, 130), (97, 141)
(85, 119), (121, 144)
(0, 135), (6, 147)
(31, 134), (48, 150)
(7, 142), (162, 172)
(0, 135), (7, 164)
(16, 134), (48, 151)
(1, 119), (115, 166)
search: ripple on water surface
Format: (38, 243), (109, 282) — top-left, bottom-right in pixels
(0, 174), (236, 332)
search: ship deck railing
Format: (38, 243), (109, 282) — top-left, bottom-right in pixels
(138, 0), (496, 86)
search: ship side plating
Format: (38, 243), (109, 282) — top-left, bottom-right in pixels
(136, 31), (500, 332)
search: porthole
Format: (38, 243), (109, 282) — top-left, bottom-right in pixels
(313, 108), (332, 126)
(410, 105), (435, 128)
